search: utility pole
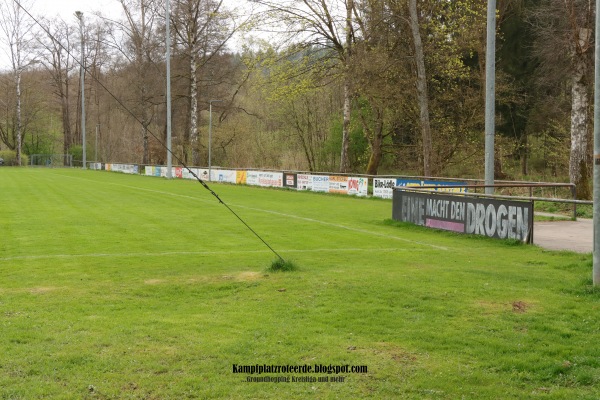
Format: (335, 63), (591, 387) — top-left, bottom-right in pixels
(75, 11), (86, 169)
(593, 0), (600, 286)
(484, 0), (496, 194)
(165, 0), (172, 179)
(208, 100), (222, 181)
(95, 124), (99, 163)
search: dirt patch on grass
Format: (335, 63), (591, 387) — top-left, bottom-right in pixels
(476, 300), (532, 314)
(236, 271), (263, 281)
(144, 279), (166, 285)
(512, 301), (530, 313)
(28, 286), (59, 294)
(358, 342), (419, 366)
(219, 271), (263, 282)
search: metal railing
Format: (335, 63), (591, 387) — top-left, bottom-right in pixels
(401, 183), (591, 220)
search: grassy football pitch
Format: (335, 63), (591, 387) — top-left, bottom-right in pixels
(0, 168), (598, 399)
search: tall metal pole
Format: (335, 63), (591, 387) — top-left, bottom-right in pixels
(95, 124), (98, 163)
(208, 100), (222, 182)
(484, 0), (496, 194)
(166, 0), (173, 179)
(76, 11), (86, 170)
(593, 0), (600, 286)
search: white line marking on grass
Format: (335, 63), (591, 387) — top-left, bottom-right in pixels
(47, 171), (448, 251)
(231, 204), (449, 251)
(0, 247), (419, 262)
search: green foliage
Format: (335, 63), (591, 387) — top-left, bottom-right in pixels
(535, 201), (592, 220)
(325, 116), (369, 172)
(68, 145), (93, 167)
(0, 150), (28, 166)
(22, 127), (58, 156)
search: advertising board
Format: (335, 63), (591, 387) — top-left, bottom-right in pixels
(392, 189), (533, 243)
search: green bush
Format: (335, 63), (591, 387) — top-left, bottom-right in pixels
(0, 150), (29, 166)
(68, 145), (93, 167)
(267, 258), (298, 272)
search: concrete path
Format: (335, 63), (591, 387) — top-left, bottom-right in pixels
(534, 215), (592, 253)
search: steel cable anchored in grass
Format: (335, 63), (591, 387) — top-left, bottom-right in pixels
(13, 1), (289, 267)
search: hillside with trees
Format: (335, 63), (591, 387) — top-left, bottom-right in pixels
(0, 0), (595, 198)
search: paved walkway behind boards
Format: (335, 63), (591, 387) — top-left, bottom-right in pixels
(534, 214), (592, 253)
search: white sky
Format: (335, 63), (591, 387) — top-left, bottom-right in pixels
(0, 0), (123, 70)
(1, 0), (257, 70)
(28, 0), (122, 21)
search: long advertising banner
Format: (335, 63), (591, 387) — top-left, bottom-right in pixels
(392, 189), (533, 243)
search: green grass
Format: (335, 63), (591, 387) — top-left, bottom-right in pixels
(0, 168), (598, 399)
(535, 201), (592, 219)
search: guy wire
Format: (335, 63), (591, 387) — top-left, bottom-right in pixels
(13, 0), (286, 262)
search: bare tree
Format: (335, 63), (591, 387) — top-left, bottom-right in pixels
(530, 0), (593, 198)
(105, 0), (163, 165)
(171, 0), (231, 165)
(0, 0), (37, 165)
(36, 17), (78, 163)
(250, 0), (360, 173)
(408, 0), (432, 176)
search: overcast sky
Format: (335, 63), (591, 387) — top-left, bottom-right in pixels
(1, 0), (258, 70)
(28, 0), (122, 21)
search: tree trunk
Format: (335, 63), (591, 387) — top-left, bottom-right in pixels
(61, 90), (72, 163)
(569, 54), (590, 199)
(190, 45), (200, 166)
(363, 102), (384, 175)
(520, 133), (528, 176)
(339, 0), (353, 173)
(408, 0), (432, 176)
(365, 121), (383, 175)
(15, 67), (22, 166)
(141, 81), (149, 165)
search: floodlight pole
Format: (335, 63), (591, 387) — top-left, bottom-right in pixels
(165, 0), (173, 179)
(208, 100), (222, 182)
(76, 11), (86, 170)
(484, 0), (496, 195)
(95, 124), (99, 163)
(593, 0), (600, 286)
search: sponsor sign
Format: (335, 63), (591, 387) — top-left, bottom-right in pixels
(236, 171), (247, 185)
(373, 178), (396, 199)
(374, 178), (468, 199)
(183, 168), (208, 181)
(259, 171), (283, 187)
(329, 175), (349, 194)
(297, 174), (312, 190)
(246, 171), (260, 186)
(175, 167), (183, 178)
(283, 173), (297, 189)
(212, 169), (237, 184)
(182, 167), (193, 180)
(145, 166), (154, 176)
(198, 169), (210, 181)
(392, 190), (533, 243)
(311, 175), (329, 192)
(420, 180), (468, 193)
(108, 163), (138, 174)
(396, 179), (422, 188)
(245, 171), (283, 187)
(348, 177), (368, 196)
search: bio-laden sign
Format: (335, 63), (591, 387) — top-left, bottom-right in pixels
(392, 190), (533, 243)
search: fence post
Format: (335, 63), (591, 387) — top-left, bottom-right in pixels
(571, 184), (577, 220)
